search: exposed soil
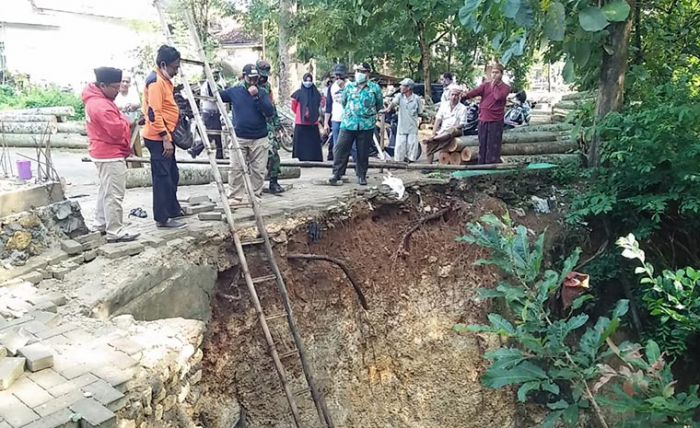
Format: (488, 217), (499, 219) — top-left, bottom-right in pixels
(196, 179), (563, 428)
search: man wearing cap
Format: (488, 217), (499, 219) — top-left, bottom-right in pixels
(219, 64), (275, 202)
(81, 67), (139, 243)
(327, 63), (383, 186)
(255, 59), (285, 194)
(384, 78), (424, 162)
(323, 64), (348, 161)
(463, 63), (511, 164)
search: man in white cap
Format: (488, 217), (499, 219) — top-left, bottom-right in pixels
(384, 78), (423, 162)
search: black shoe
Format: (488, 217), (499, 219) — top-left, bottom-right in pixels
(358, 176), (367, 186)
(269, 179), (285, 194)
(327, 176), (343, 186)
(156, 219), (186, 229)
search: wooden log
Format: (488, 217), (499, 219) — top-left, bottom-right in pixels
(506, 123), (573, 134)
(500, 140), (578, 156)
(502, 153), (583, 165)
(125, 165), (301, 188)
(0, 121), (58, 135)
(560, 92), (595, 101)
(446, 138), (470, 153)
(0, 114), (58, 122)
(461, 146), (476, 162)
(0, 133), (87, 148)
(438, 151), (451, 165)
(56, 121), (87, 135)
(457, 131), (570, 146)
(449, 151), (462, 165)
(4, 106), (75, 117)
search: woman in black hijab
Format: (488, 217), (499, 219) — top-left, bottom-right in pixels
(290, 73), (323, 161)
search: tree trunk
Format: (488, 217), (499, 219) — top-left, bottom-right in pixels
(418, 26), (432, 105)
(277, 0), (293, 102)
(588, 0), (635, 166)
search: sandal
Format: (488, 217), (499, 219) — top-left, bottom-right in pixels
(128, 208), (148, 219)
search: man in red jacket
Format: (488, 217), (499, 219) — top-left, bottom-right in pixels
(463, 63), (511, 164)
(82, 67), (139, 243)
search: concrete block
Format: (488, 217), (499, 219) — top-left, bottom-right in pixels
(74, 232), (102, 245)
(0, 315), (34, 333)
(68, 398), (116, 428)
(47, 372), (98, 398)
(97, 243), (144, 259)
(34, 390), (83, 417)
(139, 236), (164, 248)
(83, 250), (97, 262)
(182, 203), (216, 215)
(82, 380), (124, 409)
(0, 356), (26, 389)
(28, 369), (67, 389)
(28, 311), (60, 327)
(18, 343), (54, 371)
(0, 181), (65, 218)
(60, 240), (83, 256)
(0, 392), (40, 427)
(22, 408), (79, 428)
(66, 255), (85, 265)
(0, 327), (32, 354)
(184, 195), (211, 205)
(91, 366), (134, 393)
(31, 293), (67, 308)
(33, 301), (58, 313)
(21, 271), (45, 285)
(43, 250), (69, 267)
(197, 212), (222, 221)
(9, 376), (53, 408)
(35, 323), (78, 340)
(48, 266), (70, 281)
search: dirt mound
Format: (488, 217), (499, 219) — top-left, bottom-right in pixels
(197, 183), (562, 427)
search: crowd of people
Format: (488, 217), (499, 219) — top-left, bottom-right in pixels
(82, 44), (522, 242)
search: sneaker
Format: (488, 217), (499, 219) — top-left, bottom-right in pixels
(106, 232), (140, 243)
(358, 176), (368, 186)
(156, 219), (186, 229)
(327, 176), (343, 186)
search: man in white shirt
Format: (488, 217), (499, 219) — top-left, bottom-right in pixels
(439, 73), (456, 104)
(384, 78), (424, 162)
(323, 64), (347, 161)
(114, 75), (141, 124)
(426, 85), (468, 164)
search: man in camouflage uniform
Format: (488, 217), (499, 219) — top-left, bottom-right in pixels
(255, 60), (285, 194)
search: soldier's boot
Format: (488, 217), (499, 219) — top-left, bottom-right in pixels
(269, 177), (285, 194)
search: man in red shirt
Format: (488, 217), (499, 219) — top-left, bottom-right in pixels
(463, 63), (511, 164)
(82, 67), (139, 243)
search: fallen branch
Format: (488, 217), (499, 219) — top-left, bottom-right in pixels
(397, 205), (454, 258)
(286, 253), (369, 310)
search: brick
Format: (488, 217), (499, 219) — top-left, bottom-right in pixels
(0, 315), (34, 333)
(22, 408), (79, 428)
(197, 212), (222, 221)
(35, 323), (78, 341)
(184, 195), (212, 205)
(48, 266), (70, 281)
(81, 380), (124, 409)
(34, 390), (83, 417)
(74, 232), (102, 245)
(0, 327), (32, 355)
(66, 255), (84, 266)
(60, 241), (82, 256)
(0, 357), (25, 390)
(41, 293), (67, 307)
(9, 376), (53, 408)
(139, 236), (164, 248)
(18, 343), (54, 372)
(42, 251), (69, 267)
(20, 271), (45, 285)
(97, 243), (143, 259)
(68, 398), (115, 428)
(28, 369), (67, 390)
(28, 311), (60, 328)
(47, 374), (97, 398)
(0, 392), (40, 427)
(91, 366), (134, 393)
(83, 250), (97, 263)
(33, 301), (58, 313)
(182, 203), (215, 215)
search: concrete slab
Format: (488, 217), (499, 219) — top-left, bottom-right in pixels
(0, 357), (25, 390)
(0, 182), (65, 218)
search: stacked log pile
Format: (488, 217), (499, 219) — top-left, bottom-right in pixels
(552, 92), (595, 122)
(0, 107), (88, 148)
(427, 122), (580, 166)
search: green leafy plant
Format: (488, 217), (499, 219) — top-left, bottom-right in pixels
(617, 234), (700, 357)
(455, 214), (700, 427)
(0, 84), (84, 119)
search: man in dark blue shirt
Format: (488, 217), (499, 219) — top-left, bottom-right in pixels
(219, 64), (275, 202)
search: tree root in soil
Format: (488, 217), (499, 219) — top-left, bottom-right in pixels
(395, 205), (455, 259)
(287, 253), (369, 310)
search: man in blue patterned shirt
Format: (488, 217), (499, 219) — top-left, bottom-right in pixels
(327, 62), (383, 186)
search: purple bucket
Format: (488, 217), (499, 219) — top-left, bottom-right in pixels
(16, 160), (32, 181)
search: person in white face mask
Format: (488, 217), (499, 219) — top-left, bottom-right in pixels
(290, 73), (323, 161)
(326, 62), (383, 186)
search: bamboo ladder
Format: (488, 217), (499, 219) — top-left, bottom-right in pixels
(153, 2), (334, 427)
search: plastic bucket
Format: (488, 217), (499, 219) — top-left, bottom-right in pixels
(16, 160), (32, 181)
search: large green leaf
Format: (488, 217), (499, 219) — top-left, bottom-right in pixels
(543, 1), (566, 41)
(579, 6), (609, 32)
(517, 381), (541, 402)
(514, 0), (535, 28)
(502, 0), (521, 19)
(601, 0), (631, 22)
(459, 0), (483, 25)
(645, 340), (661, 363)
(485, 347), (526, 369)
(562, 58), (575, 84)
(482, 361), (548, 388)
(571, 40), (592, 67)
(488, 313), (516, 335)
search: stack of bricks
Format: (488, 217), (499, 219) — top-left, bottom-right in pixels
(178, 195), (221, 222)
